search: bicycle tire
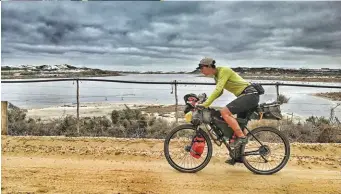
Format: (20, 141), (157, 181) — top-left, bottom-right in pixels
(164, 124), (213, 173)
(241, 126), (290, 175)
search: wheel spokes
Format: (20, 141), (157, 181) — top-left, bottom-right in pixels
(168, 128), (210, 170)
(243, 129), (288, 172)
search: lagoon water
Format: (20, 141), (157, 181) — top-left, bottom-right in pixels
(1, 74), (341, 119)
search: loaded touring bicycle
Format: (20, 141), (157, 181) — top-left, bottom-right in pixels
(164, 90), (290, 175)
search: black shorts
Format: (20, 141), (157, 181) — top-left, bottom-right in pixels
(226, 86), (260, 118)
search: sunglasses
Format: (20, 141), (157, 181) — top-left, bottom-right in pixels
(198, 65), (209, 70)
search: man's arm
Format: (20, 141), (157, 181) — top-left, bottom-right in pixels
(217, 90), (224, 98)
(202, 68), (231, 107)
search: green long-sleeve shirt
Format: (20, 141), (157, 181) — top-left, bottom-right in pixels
(202, 67), (250, 108)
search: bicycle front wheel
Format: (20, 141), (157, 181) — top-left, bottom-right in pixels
(241, 126), (290, 175)
(164, 124), (213, 173)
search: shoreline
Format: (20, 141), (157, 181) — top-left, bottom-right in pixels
(21, 101), (307, 124)
(1, 73), (341, 83)
(2, 64), (340, 82)
(242, 76), (341, 83)
(0, 73), (123, 80)
(24, 102), (184, 122)
(197, 75), (341, 83)
(313, 92), (341, 101)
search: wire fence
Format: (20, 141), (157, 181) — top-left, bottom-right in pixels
(2, 78), (341, 134)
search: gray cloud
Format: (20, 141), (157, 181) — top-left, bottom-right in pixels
(1, 1), (341, 71)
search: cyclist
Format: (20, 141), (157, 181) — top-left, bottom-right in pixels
(196, 57), (260, 164)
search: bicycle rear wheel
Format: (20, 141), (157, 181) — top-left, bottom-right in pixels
(241, 126), (290, 175)
(164, 124), (213, 173)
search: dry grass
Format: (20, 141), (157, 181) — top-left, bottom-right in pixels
(7, 108), (176, 139)
(7, 104), (341, 143)
(248, 117), (341, 143)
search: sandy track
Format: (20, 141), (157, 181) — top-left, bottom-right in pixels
(2, 136), (341, 194)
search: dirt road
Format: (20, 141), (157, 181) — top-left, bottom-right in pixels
(2, 136), (341, 194)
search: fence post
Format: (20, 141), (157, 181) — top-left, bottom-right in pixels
(276, 82), (280, 101)
(1, 101), (8, 135)
(174, 80), (178, 123)
(76, 79), (80, 134)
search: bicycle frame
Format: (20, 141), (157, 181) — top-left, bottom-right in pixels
(192, 117), (268, 161)
(185, 92), (271, 160)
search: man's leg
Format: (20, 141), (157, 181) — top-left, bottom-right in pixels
(221, 94), (259, 138)
(237, 112), (248, 135)
(220, 107), (248, 152)
(221, 107), (247, 164)
(220, 107), (245, 138)
(221, 94), (259, 164)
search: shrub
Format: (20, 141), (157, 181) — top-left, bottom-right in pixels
(146, 118), (175, 139)
(248, 116), (340, 143)
(278, 94), (290, 104)
(7, 105), (339, 142)
(317, 124), (339, 143)
(7, 107), (174, 139)
(111, 110), (120, 124)
(306, 116), (330, 126)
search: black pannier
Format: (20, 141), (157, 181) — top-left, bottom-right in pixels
(257, 101), (283, 120)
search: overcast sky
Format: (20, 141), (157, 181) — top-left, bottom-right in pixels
(1, 1), (341, 71)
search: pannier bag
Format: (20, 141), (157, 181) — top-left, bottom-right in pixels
(190, 135), (206, 159)
(258, 101), (283, 120)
